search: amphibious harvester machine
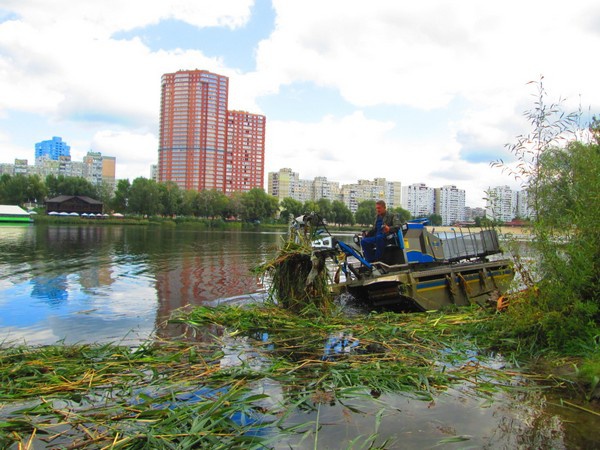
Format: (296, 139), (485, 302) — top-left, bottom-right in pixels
(298, 214), (514, 311)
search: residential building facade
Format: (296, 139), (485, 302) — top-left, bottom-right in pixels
(226, 110), (265, 193)
(2, 151), (116, 191)
(268, 168), (299, 203)
(434, 185), (466, 225)
(35, 137), (71, 161)
(485, 185), (517, 222)
(267, 169), (402, 213)
(157, 69), (265, 193)
(402, 183), (435, 218)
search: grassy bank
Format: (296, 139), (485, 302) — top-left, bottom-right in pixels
(31, 215), (280, 230)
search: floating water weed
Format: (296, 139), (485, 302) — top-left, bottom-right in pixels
(253, 218), (334, 314)
(1, 306), (560, 448)
(0, 341), (278, 449)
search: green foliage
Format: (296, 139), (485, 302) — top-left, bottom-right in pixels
(255, 221), (334, 314)
(158, 181), (183, 217)
(278, 197), (304, 223)
(331, 199), (354, 226)
(128, 177), (162, 216)
(427, 213), (442, 226)
(239, 188), (278, 222)
(354, 200), (376, 226)
(196, 189), (229, 219)
(45, 174), (97, 198)
(390, 206), (411, 223)
(110, 178), (130, 212)
(490, 79), (600, 353)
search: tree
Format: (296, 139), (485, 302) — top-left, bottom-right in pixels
(110, 179), (130, 212)
(240, 188), (279, 222)
(331, 200), (354, 226)
(180, 189), (200, 217)
(45, 175), (97, 198)
(354, 200), (376, 226)
(197, 189), (229, 219)
(316, 198), (333, 223)
(302, 200), (319, 214)
(490, 80), (600, 351)
(159, 181), (183, 217)
(279, 197), (304, 224)
(224, 192), (244, 220)
(0, 174), (9, 203)
(390, 206), (411, 223)
(0, 175), (29, 204)
(427, 213), (443, 226)
(96, 181), (114, 211)
(128, 177), (162, 216)
(26, 175), (47, 204)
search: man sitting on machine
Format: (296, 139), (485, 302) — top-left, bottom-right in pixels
(360, 200), (402, 262)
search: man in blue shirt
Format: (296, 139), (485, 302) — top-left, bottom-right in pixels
(360, 200), (401, 262)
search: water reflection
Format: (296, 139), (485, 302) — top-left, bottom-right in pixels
(0, 225), (280, 345)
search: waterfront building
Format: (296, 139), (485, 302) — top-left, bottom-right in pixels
(45, 195), (103, 215)
(340, 178), (402, 213)
(31, 151), (115, 190)
(267, 169), (401, 213)
(464, 206), (486, 222)
(434, 185), (466, 225)
(516, 189), (534, 219)
(101, 155), (116, 190)
(226, 110), (265, 193)
(402, 183), (435, 218)
(485, 185), (517, 222)
(268, 168), (299, 202)
(158, 69), (265, 193)
(35, 137), (70, 160)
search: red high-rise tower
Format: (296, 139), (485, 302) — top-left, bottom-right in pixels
(158, 70), (265, 193)
(226, 110), (266, 193)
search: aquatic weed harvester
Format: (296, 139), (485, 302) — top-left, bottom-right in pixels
(294, 213), (514, 311)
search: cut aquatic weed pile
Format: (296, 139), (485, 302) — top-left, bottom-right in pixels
(253, 215), (333, 314)
(1, 306), (556, 449)
(0, 340), (279, 449)
(172, 305), (536, 403)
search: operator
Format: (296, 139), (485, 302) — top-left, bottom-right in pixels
(360, 200), (401, 262)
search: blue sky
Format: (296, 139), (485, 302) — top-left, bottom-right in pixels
(1, 0), (599, 207)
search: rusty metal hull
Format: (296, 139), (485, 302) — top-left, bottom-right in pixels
(332, 259), (514, 311)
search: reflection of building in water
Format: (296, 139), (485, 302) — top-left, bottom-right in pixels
(31, 275), (68, 304)
(0, 224), (31, 246)
(43, 226), (119, 291)
(155, 249), (263, 321)
(78, 261), (114, 291)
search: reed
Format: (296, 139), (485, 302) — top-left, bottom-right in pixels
(253, 220), (334, 315)
(2, 306), (578, 448)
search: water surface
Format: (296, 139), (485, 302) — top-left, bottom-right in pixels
(0, 224), (280, 344)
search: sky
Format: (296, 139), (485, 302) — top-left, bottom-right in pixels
(1, 0), (599, 207)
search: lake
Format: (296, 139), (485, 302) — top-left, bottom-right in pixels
(0, 223), (596, 448)
(0, 223), (280, 345)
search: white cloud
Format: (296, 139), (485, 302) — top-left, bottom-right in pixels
(1, 0), (599, 203)
(91, 130), (158, 180)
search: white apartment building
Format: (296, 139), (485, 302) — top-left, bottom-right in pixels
(402, 183), (435, 218)
(435, 185), (466, 225)
(485, 185), (517, 222)
(341, 178), (401, 213)
(516, 189), (535, 219)
(268, 169), (401, 213)
(2, 152), (116, 191)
